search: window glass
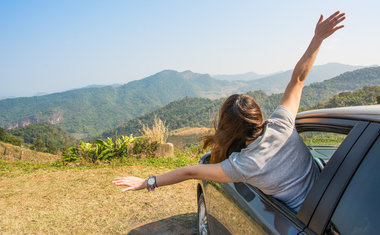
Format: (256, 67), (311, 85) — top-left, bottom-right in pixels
(325, 136), (380, 235)
(299, 131), (347, 162)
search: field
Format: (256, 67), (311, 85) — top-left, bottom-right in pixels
(0, 142), (200, 234)
(168, 127), (210, 149)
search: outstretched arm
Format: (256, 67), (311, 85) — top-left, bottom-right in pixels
(280, 11), (346, 117)
(113, 163), (232, 191)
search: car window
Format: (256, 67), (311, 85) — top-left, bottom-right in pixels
(324, 136), (380, 235)
(299, 131), (347, 162)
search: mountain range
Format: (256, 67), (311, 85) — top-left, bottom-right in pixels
(0, 63), (378, 138)
(100, 66), (380, 138)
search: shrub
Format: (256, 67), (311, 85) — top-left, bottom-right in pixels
(141, 115), (168, 143)
(61, 135), (160, 163)
(4, 135), (24, 147)
(131, 137), (159, 158)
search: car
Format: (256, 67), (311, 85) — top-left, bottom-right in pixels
(197, 105), (380, 235)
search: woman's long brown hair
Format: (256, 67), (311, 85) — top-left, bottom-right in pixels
(202, 94), (265, 164)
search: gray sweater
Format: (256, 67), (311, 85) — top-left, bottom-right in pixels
(220, 105), (320, 211)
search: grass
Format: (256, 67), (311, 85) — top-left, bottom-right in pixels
(299, 132), (346, 146)
(0, 162), (199, 234)
(0, 141), (202, 234)
(0, 141), (60, 163)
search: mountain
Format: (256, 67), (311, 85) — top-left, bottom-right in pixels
(301, 67), (380, 107)
(212, 63), (361, 83)
(0, 70), (234, 137)
(308, 86), (380, 109)
(9, 122), (75, 153)
(100, 67), (380, 138)
(213, 72), (265, 81)
(99, 97), (222, 139)
(243, 63), (363, 94)
(0, 65), (375, 138)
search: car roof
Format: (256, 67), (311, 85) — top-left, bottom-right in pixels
(296, 105), (380, 123)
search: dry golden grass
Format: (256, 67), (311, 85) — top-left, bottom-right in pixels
(0, 141), (60, 163)
(141, 116), (169, 143)
(170, 127), (210, 136)
(0, 165), (198, 234)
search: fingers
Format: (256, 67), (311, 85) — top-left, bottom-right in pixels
(122, 187), (135, 192)
(318, 14), (324, 25)
(112, 176), (146, 191)
(329, 12), (346, 26)
(326, 11), (341, 21)
(332, 25), (345, 33)
(334, 15), (346, 26)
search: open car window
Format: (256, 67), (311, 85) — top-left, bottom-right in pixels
(299, 131), (347, 163)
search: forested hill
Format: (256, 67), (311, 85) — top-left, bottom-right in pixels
(0, 70), (233, 137)
(9, 122), (75, 153)
(301, 66), (380, 107)
(233, 63), (363, 94)
(100, 67), (380, 138)
(1, 66), (379, 138)
(99, 90), (284, 139)
(308, 86), (380, 109)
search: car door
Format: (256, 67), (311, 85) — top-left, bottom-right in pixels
(204, 117), (370, 234)
(204, 180), (305, 234)
(299, 122), (380, 235)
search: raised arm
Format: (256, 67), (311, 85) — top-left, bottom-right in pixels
(112, 163), (232, 191)
(280, 11), (346, 117)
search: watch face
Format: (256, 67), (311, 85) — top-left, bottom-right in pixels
(148, 177), (155, 185)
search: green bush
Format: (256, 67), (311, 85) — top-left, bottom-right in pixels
(131, 137), (159, 158)
(62, 135), (160, 163)
(4, 135), (24, 147)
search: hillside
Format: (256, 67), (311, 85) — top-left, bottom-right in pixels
(0, 141), (60, 163)
(100, 97), (222, 138)
(243, 63), (363, 94)
(300, 66), (380, 107)
(0, 65), (377, 138)
(308, 86), (380, 109)
(9, 122), (74, 153)
(0, 70), (234, 137)
(100, 68), (380, 138)
(99, 90), (282, 138)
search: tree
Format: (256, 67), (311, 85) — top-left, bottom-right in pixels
(32, 139), (45, 152)
(4, 135), (23, 146)
(0, 127), (5, 141)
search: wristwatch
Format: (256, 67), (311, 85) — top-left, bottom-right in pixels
(146, 176), (158, 191)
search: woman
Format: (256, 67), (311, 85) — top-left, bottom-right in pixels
(113, 11), (346, 211)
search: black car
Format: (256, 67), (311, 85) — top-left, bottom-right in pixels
(197, 105), (380, 235)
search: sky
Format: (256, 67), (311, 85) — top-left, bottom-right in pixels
(1, 0), (379, 97)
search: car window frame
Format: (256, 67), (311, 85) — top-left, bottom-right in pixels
(239, 118), (369, 232)
(295, 118), (368, 225)
(304, 122), (380, 234)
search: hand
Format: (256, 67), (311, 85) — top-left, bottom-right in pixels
(314, 11), (346, 41)
(112, 176), (146, 192)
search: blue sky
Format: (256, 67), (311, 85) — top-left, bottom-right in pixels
(1, 0), (379, 97)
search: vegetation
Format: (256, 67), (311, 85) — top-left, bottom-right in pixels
(9, 122), (74, 154)
(0, 159), (198, 234)
(308, 85), (380, 109)
(100, 97), (222, 138)
(299, 132), (347, 146)
(0, 126), (24, 146)
(300, 67), (380, 107)
(0, 141), (60, 163)
(244, 63), (363, 94)
(0, 70), (229, 137)
(62, 135), (161, 163)
(141, 115), (169, 143)
(101, 82), (380, 141)
(2, 66), (378, 139)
